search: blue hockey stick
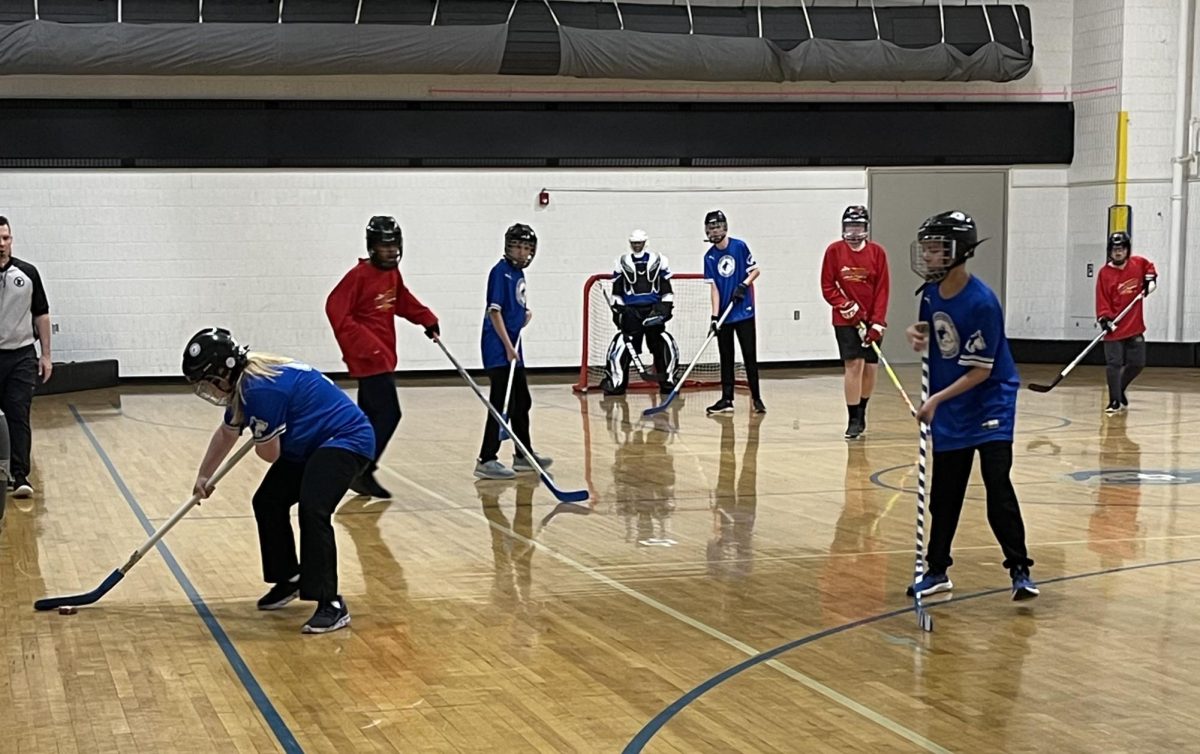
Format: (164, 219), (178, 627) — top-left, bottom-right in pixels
(643, 300), (735, 417)
(498, 331), (523, 442)
(434, 338), (588, 504)
(34, 438), (256, 611)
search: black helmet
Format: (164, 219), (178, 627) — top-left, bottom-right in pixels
(365, 215), (402, 270)
(504, 223), (537, 268)
(842, 205), (869, 244)
(1107, 231), (1131, 261)
(182, 327), (248, 406)
(912, 210), (981, 282)
(704, 210), (728, 243)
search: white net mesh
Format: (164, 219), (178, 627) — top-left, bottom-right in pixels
(574, 273), (746, 392)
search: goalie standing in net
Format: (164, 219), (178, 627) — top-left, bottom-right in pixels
(702, 210), (765, 415)
(600, 229), (679, 396)
(821, 205), (891, 439)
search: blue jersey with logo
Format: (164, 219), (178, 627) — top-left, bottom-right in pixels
(704, 238), (757, 324)
(481, 258), (527, 370)
(223, 362), (375, 462)
(919, 276), (1020, 451)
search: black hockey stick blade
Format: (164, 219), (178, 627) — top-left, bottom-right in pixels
(34, 569), (124, 610)
(1027, 380), (1061, 393)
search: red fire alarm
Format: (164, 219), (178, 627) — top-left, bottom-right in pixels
(538, 189), (550, 207)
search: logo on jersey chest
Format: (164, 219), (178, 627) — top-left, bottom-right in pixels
(717, 255), (736, 278)
(516, 278), (527, 307)
(1117, 278), (1140, 296)
(373, 288), (396, 312)
(931, 312), (960, 359)
(840, 265), (869, 284)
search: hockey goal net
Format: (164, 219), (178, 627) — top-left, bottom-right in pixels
(573, 273), (747, 393)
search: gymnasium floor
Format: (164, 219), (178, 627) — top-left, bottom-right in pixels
(4, 364), (1200, 753)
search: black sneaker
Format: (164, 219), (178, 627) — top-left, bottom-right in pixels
(1120, 393), (1129, 408)
(844, 416), (864, 440)
(302, 596), (351, 634)
(12, 477), (33, 499)
(706, 398), (734, 414)
(257, 577), (300, 610)
(752, 398), (766, 414)
(1104, 400), (1124, 415)
(349, 472), (391, 499)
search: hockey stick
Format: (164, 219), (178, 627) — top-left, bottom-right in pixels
(912, 330), (934, 632)
(856, 323), (918, 417)
(600, 285), (663, 384)
(433, 337), (588, 504)
(643, 300), (736, 417)
(498, 331), (523, 442)
(1028, 293), (1144, 393)
(34, 438), (256, 611)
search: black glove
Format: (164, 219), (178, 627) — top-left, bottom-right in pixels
(612, 305), (626, 329)
(424, 322), (440, 340)
(709, 315), (720, 336)
(732, 283), (748, 302)
(654, 302), (674, 324)
(1098, 316), (1115, 333)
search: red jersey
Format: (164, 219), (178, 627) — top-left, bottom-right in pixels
(820, 240), (890, 326)
(325, 260), (438, 378)
(1095, 256), (1156, 341)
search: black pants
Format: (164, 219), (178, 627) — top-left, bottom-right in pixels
(252, 447), (369, 602)
(1103, 335), (1146, 403)
(478, 364), (532, 463)
(717, 317), (761, 401)
(0, 346), (37, 480)
(357, 373), (401, 470)
(926, 441), (1033, 573)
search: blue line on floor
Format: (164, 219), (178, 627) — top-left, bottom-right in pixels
(70, 405), (303, 754)
(624, 555), (1200, 753)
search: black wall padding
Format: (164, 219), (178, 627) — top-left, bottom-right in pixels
(0, 1), (1032, 82)
(0, 100), (1073, 169)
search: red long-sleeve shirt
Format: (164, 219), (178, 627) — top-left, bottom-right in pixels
(1095, 256), (1156, 341)
(325, 260), (438, 378)
(820, 240), (891, 326)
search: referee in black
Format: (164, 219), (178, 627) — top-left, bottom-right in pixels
(0, 216), (52, 499)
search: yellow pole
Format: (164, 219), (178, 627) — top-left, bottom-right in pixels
(1112, 111), (1130, 232)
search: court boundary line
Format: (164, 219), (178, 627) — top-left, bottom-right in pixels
(70, 405), (303, 754)
(622, 555), (1200, 752)
(380, 464), (952, 754)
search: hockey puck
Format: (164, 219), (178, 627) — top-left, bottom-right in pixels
(58, 606), (77, 615)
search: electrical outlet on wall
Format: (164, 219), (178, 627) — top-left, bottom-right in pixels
(51, 323), (59, 334)
(793, 310), (800, 321)
(1086, 263), (1094, 278)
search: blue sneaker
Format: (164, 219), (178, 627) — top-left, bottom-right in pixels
(1011, 568), (1040, 601)
(906, 572), (953, 598)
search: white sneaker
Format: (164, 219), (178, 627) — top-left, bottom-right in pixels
(474, 460), (516, 480)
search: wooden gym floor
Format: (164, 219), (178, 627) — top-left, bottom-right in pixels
(4, 364), (1200, 753)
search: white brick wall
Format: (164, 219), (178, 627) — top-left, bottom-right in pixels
(1007, 170), (1070, 339)
(2, 169), (868, 376)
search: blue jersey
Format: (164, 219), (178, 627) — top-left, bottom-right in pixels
(481, 258), (527, 370)
(919, 276), (1020, 451)
(704, 238), (758, 324)
(224, 362), (375, 462)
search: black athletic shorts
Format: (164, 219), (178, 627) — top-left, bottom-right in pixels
(834, 325), (879, 364)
